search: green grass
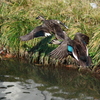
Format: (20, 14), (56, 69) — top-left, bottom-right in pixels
(0, 0), (100, 66)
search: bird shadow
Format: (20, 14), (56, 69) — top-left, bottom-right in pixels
(28, 35), (58, 55)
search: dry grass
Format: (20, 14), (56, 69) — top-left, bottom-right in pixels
(0, 0), (100, 65)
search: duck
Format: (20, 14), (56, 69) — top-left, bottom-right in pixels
(36, 16), (68, 29)
(20, 16), (68, 41)
(49, 33), (92, 67)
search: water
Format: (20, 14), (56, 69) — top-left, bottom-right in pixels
(0, 59), (100, 100)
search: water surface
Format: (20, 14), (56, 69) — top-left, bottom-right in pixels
(0, 59), (100, 100)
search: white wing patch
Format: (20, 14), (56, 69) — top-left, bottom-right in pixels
(72, 52), (79, 61)
(55, 20), (69, 29)
(56, 20), (60, 24)
(65, 26), (69, 29)
(45, 32), (51, 37)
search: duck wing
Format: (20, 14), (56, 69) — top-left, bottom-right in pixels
(20, 25), (50, 41)
(54, 24), (66, 40)
(20, 19), (67, 41)
(43, 20), (66, 40)
(49, 38), (72, 59)
(54, 20), (68, 29)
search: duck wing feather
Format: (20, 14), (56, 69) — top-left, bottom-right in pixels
(49, 40), (70, 59)
(20, 25), (50, 41)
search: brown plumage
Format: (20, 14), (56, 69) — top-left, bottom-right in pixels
(20, 16), (68, 41)
(49, 33), (92, 67)
(49, 36), (73, 59)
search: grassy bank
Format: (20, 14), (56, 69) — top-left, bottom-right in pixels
(0, 0), (100, 67)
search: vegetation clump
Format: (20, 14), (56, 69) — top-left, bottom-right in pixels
(0, 0), (100, 69)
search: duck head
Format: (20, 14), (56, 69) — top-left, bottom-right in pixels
(74, 32), (89, 45)
(36, 16), (45, 21)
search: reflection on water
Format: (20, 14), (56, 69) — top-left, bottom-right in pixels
(0, 59), (100, 100)
(0, 79), (52, 100)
